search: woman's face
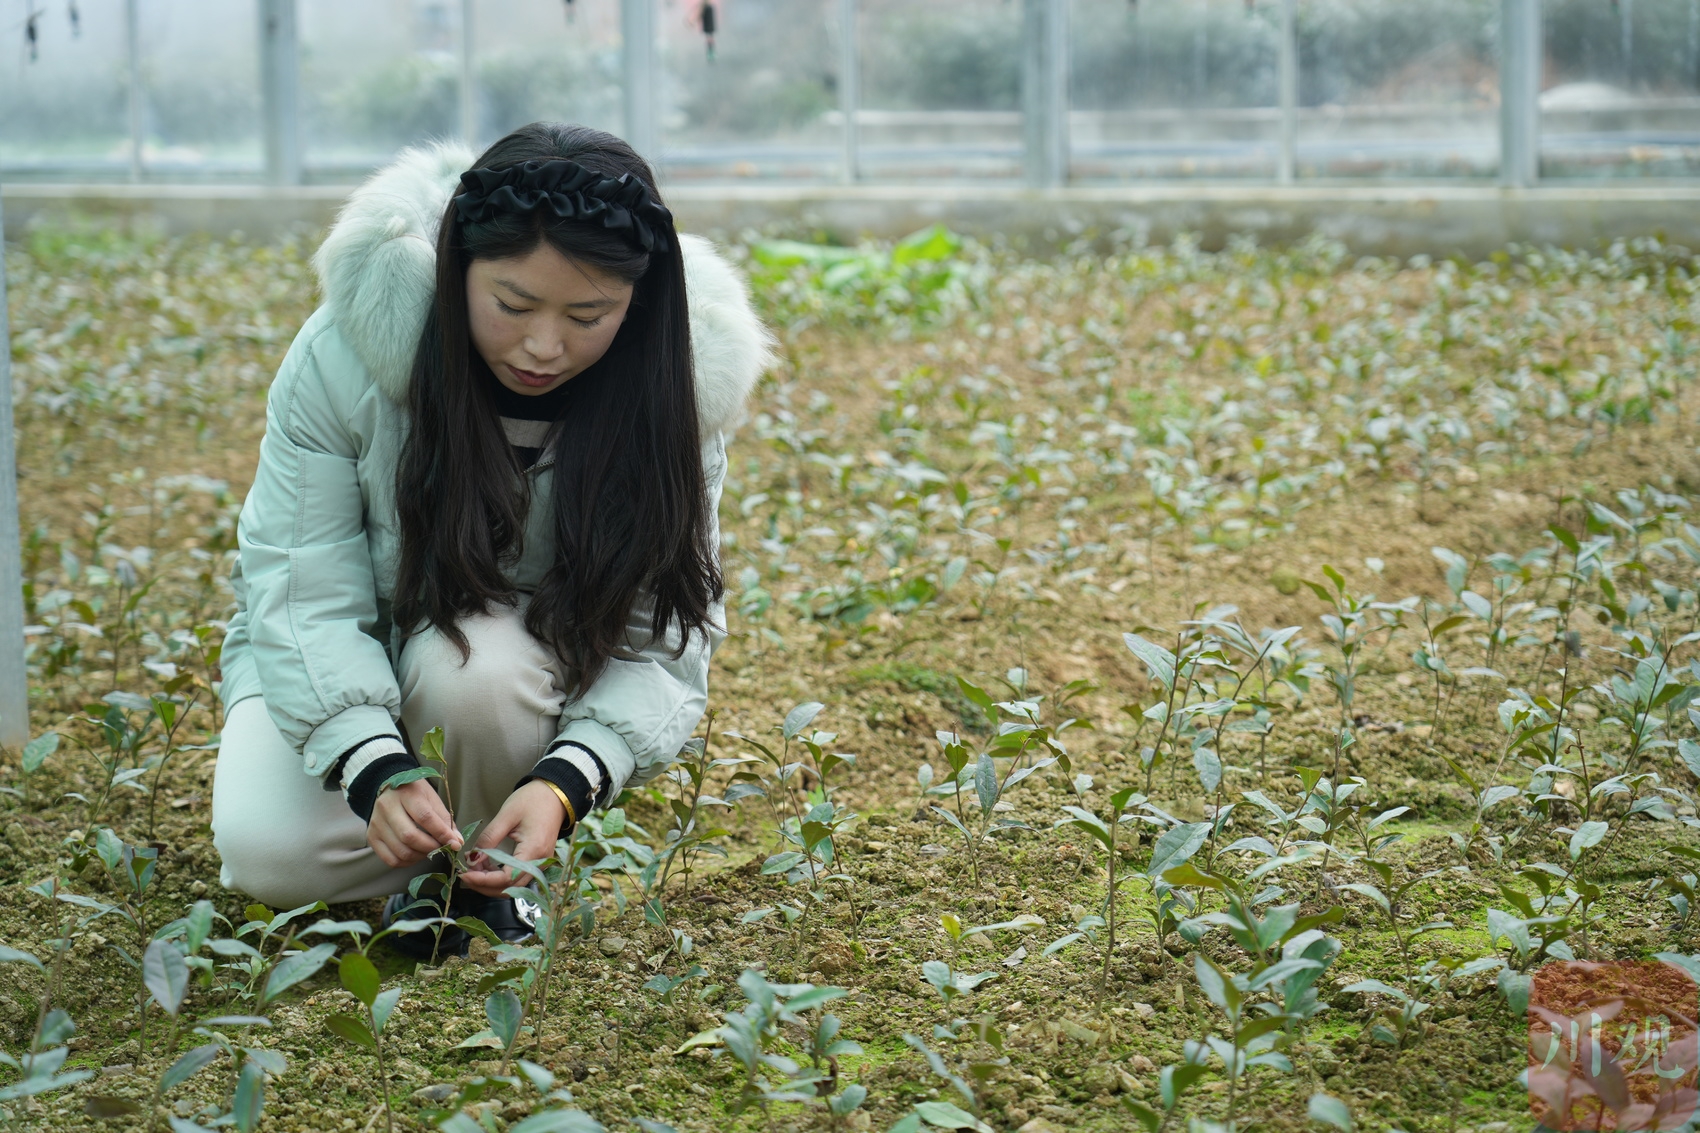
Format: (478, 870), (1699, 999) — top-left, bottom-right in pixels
(466, 241), (636, 397)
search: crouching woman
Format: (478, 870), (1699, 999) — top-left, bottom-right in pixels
(209, 122), (772, 954)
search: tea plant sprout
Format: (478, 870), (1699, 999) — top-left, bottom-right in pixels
(921, 674), (1074, 883)
(12, 729), (59, 809)
(1302, 567), (1412, 780)
(385, 726), (489, 960)
(0, 941), (91, 1112)
(86, 935), (280, 1130)
(1050, 786), (1150, 1007)
(311, 914), (451, 1133)
(676, 970), (863, 1127)
(652, 714), (740, 897)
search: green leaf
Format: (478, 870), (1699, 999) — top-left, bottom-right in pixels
(674, 1028), (723, 1054)
(1149, 822), (1211, 878)
(1569, 820), (1609, 860)
(1497, 968), (1532, 1015)
(1160, 1063), (1207, 1110)
(785, 986), (851, 1013)
(508, 1111), (607, 1133)
(232, 1057), (266, 1133)
(454, 1028), (503, 1050)
(1122, 634), (1177, 690)
(1654, 952), (1700, 983)
(930, 806), (970, 838)
(476, 964), (530, 996)
(1305, 1088), (1346, 1122)
(1193, 953), (1240, 1014)
(486, 988), (524, 1049)
(1161, 861), (1224, 891)
(378, 765), (441, 792)
(0, 946), (43, 969)
(829, 1084), (869, 1117)
(260, 943), (336, 1005)
(974, 754), (998, 816)
(143, 939), (189, 1016)
(419, 726), (445, 765)
(1341, 978), (1409, 1002)
(21, 732), (59, 773)
(338, 953), (380, 1008)
(325, 1012), (375, 1051)
(1193, 747), (1223, 794)
(456, 915), (500, 945)
(1120, 1098), (1162, 1133)
(1680, 738), (1700, 780)
(185, 901), (214, 955)
(1339, 883), (1391, 914)
(783, 702), (826, 739)
(914, 1100), (993, 1131)
(160, 1043), (221, 1091)
(370, 987), (402, 1035)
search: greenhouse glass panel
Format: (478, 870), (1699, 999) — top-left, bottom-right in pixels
(856, 0), (1024, 181)
(138, 0), (264, 178)
(1, 1), (123, 178)
(473, 0), (623, 149)
(300, 0), (465, 177)
(1071, 0), (1281, 182)
(0, 0), (261, 181)
(656, 0), (837, 182)
(1540, 0), (1700, 180)
(1294, 0), (1497, 181)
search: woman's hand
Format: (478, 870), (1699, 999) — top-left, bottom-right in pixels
(460, 780), (566, 898)
(367, 779), (462, 868)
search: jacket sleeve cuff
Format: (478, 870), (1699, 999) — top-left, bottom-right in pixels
(303, 703), (403, 779)
(519, 743), (606, 830)
(550, 717), (636, 803)
(337, 734), (418, 823)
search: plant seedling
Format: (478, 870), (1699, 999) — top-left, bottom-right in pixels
(309, 914), (451, 1133)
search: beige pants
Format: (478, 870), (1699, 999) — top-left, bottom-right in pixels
(212, 605), (570, 908)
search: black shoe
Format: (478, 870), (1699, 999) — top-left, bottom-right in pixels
(379, 886), (537, 962)
(464, 889), (539, 943)
(380, 888), (469, 962)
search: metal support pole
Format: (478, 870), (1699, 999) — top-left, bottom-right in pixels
(1022, 0), (1069, 188)
(460, 0), (478, 149)
(125, 0), (142, 182)
(1499, 0), (1541, 188)
(621, 0), (657, 160)
(259, 0), (302, 186)
(0, 194), (32, 748)
(1277, 0), (1297, 184)
(839, 0), (859, 184)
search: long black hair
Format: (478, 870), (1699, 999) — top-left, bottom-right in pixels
(393, 122), (721, 692)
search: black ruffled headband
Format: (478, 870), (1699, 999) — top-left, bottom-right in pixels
(452, 159), (674, 254)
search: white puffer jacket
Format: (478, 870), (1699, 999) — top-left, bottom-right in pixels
(218, 142), (775, 796)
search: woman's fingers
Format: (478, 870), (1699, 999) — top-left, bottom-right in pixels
(511, 819), (557, 863)
(474, 805), (521, 851)
(458, 784), (565, 897)
(377, 810), (436, 861)
(399, 781), (462, 850)
(366, 783), (458, 867)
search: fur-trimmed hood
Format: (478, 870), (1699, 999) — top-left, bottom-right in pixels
(310, 141), (774, 435)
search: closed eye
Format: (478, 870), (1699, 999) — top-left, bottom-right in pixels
(496, 297), (529, 315)
(573, 315), (607, 329)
